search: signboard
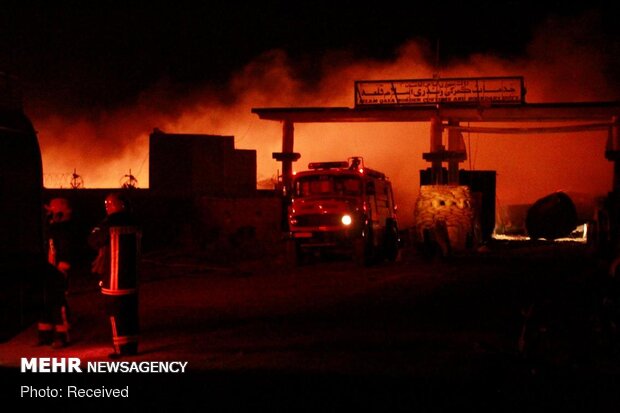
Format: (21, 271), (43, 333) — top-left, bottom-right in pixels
(355, 76), (525, 107)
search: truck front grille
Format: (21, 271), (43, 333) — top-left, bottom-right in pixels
(294, 214), (342, 227)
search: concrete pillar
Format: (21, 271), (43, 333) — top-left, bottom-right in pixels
(447, 119), (465, 185)
(606, 116), (620, 259)
(430, 116), (443, 184)
(282, 120), (295, 193)
(607, 116), (620, 191)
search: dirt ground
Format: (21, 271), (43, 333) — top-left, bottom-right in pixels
(2, 240), (620, 410)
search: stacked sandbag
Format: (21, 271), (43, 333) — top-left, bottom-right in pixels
(414, 185), (475, 251)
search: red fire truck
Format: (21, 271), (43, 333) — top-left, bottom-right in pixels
(287, 157), (399, 265)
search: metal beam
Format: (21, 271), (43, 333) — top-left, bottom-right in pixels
(444, 122), (614, 134)
(252, 102), (620, 123)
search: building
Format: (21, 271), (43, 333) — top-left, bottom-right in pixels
(149, 129), (256, 197)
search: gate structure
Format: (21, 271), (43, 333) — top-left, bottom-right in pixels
(252, 76), (620, 262)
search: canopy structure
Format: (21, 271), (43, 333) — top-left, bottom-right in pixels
(252, 101), (620, 191)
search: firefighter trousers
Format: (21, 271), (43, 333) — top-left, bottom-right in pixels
(104, 293), (139, 355)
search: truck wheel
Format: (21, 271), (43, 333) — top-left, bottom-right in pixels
(295, 242), (309, 266)
(353, 225), (374, 266)
(285, 239), (297, 267)
(286, 239), (307, 267)
(384, 221), (400, 262)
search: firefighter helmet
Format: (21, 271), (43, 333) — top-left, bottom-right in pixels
(46, 197), (72, 223)
(104, 192), (128, 215)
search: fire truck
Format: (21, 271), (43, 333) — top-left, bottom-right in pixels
(287, 157), (399, 265)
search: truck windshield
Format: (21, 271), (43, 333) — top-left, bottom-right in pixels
(294, 175), (361, 197)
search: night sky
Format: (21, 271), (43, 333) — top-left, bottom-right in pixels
(2, 1), (619, 203)
(2, 1), (618, 114)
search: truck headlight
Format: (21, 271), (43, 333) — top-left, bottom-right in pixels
(341, 214), (352, 226)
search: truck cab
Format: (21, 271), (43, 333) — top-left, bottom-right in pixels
(288, 157), (399, 265)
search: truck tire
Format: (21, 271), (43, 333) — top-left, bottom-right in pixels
(383, 219), (400, 262)
(286, 239), (308, 267)
(353, 225), (374, 266)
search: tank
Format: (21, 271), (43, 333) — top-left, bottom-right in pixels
(525, 191), (578, 240)
(0, 73), (45, 342)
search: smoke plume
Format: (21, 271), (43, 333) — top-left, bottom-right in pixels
(33, 11), (618, 227)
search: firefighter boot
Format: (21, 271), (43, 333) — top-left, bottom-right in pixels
(108, 342), (138, 359)
(52, 330), (69, 349)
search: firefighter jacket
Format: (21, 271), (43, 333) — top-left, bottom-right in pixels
(46, 219), (81, 271)
(88, 211), (141, 296)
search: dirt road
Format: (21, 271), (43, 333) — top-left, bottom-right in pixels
(3, 241), (619, 410)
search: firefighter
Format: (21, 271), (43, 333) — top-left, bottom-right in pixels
(89, 192), (141, 358)
(38, 197), (79, 348)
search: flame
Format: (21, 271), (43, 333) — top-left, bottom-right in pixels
(31, 12), (617, 227)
